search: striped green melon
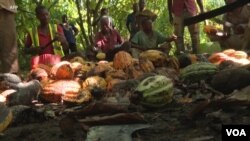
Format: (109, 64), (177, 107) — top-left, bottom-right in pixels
(135, 75), (173, 108)
(180, 62), (218, 83)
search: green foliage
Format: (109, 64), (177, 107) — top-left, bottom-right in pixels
(15, 0), (225, 72)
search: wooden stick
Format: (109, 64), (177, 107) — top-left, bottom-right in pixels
(78, 112), (146, 126)
(75, 102), (130, 118)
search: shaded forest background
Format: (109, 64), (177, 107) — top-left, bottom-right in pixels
(15, 0), (225, 71)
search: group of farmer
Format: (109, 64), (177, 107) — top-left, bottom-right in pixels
(0, 0), (250, 74)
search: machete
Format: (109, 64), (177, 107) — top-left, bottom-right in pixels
(184, 0), (250, 26)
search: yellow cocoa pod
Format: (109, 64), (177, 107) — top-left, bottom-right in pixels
(96, 52), (106, 60)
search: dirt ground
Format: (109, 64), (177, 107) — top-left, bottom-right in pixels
(1, 99), (249, 141)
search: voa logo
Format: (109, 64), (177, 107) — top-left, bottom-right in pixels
(226, 129), (246, 136)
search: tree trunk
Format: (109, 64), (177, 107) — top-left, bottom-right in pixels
(75, 0), (90, 48)
(92, 0), (104, 34)
(86, 0), (94, 46)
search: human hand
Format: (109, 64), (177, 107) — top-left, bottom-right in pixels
(93, 46), (101, 52)
(168, 34), (177, 42)
(172, 34), (177, 40)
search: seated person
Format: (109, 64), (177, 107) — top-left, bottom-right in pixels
(94, 16), (129, 61)
(216, 0), (250, 50)
(24, 5), (68, 57)
(131, 18), (176, 56)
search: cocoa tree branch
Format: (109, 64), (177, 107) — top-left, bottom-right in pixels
(32, 0), (39, 5)
(38, 0), (44, 6)
(48, 0), (59, 11)
(18, 8), (35, 15)
(86, 0), (93, 45)
(75, 0), (90, 47)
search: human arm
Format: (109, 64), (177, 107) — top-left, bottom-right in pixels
(24, 33), (42, 55)
(126, 15), (131, 33)
(110, 17), (115, 29)
(93, 32), (103, 52)
(71, 24), (79, 36)
(115, 30), (123, 45)
(156, 31), (177, 45)
(130, 32), (146, 51)
(234, 13), (250, 34)
(92, 16), (101, 26)
(222, 15), (232, 35)
(130, 42), (146, 51)
(166, 35), (177, 42)
(56, 25), (68, 50)
(167, 0), (173, 24)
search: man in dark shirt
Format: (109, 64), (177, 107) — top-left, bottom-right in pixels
(61, 14), (79, 55)
(92, 8), (115, 29)
(126, 3), (139, 40)
(136, 0), (157, 30)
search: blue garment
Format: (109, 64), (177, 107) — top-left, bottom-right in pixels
(60, 23), (78, 54)
(60, 23), (77, 44)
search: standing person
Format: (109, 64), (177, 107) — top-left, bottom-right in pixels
(126, 3), (139, 40)
(139, 0), (145, 12)
(219, 0), (250, 50)
(0, 0), (19, 73)
(92, 8), (115, 29)
(168, 0), (204, 54)
(61, 14), (79, 55)
(136, 0), (157, 30)
(24, 5), (68, 57)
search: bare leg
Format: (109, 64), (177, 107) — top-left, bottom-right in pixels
(173, 15), (185, 55)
